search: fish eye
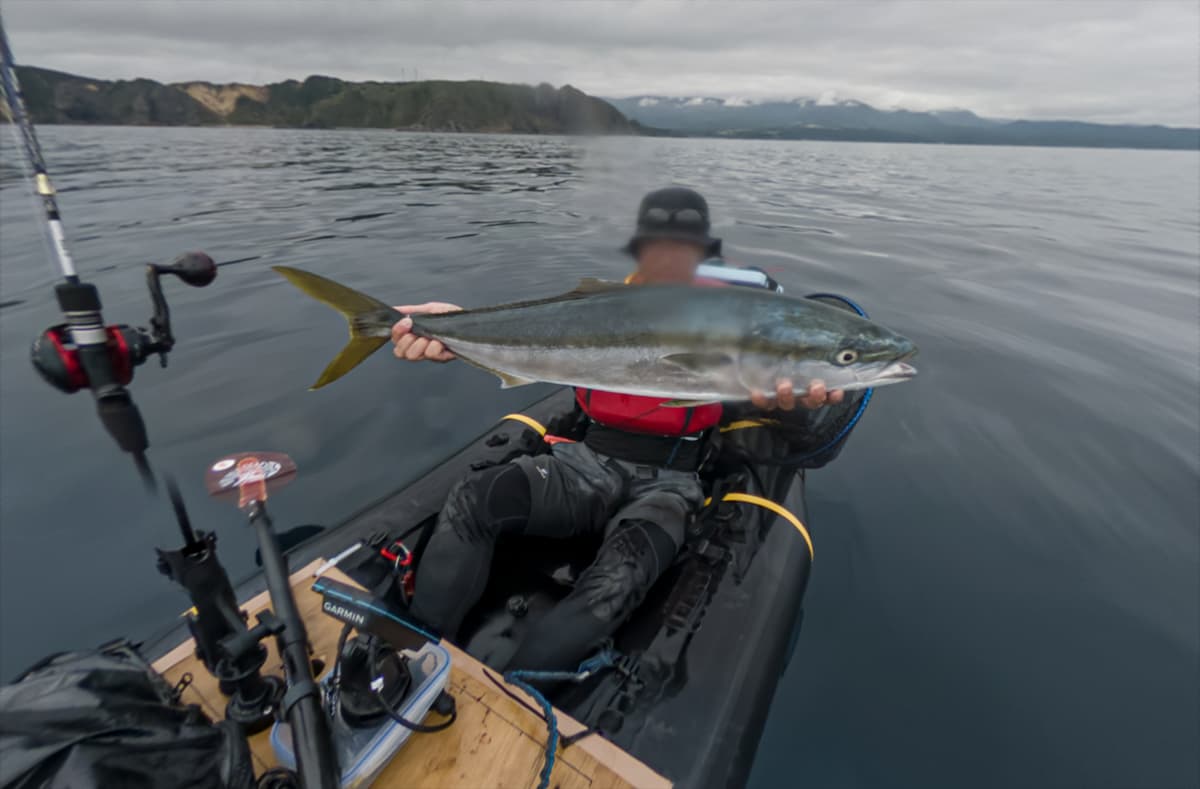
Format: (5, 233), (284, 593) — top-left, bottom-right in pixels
(835, 349), (858, 365)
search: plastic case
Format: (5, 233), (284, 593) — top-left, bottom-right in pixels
(270, 641), (452, 788)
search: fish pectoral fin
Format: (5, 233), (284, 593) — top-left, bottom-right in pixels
(494, 370), (539, 389)
(660, 352), (735, 372)
(660, 398), (723, 408)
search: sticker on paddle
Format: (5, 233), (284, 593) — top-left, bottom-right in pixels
(205, 451), (297, 510)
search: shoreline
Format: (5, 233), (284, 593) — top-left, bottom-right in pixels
(4, 120), (1195, 152)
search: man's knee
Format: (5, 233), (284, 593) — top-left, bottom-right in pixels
(612, 487), (699, 547)
(574, 518), (679, 623)
(438, 462), (531, 544)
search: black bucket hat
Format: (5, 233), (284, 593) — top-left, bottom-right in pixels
(622, 187), (722, 257)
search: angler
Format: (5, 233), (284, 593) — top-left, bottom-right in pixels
(376, 187), (916, 671)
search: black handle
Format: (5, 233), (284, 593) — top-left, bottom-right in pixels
(249, 502), (340, 789)
(156, 251), (217, 287)
(146, 252), (217, 365)
(53, 280), (154, 485)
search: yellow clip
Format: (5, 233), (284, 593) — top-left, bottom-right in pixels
(35, 173), (55, 196)
(719, 419), (780, 433)
(703, 492), (813, 561)
(501, 413), (547, 437)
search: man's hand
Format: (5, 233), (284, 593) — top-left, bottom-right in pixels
(750, 379), (845, 411)
(391, 302), (462, 362)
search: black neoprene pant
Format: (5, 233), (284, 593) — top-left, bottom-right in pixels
(410, 462), (678, 672)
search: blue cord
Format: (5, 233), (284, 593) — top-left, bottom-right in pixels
(799, 387), (872, 459)
(505, 672), (558, 789)
(577, 648), (619, 676)
(503, 668), (589, 683)
(665, 436), (682, 467)
(790, 292), (876, 463)
(805, 293), (870, 319)
(502, 649), (618, 789)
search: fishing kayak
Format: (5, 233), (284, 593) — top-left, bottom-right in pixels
(0, 24), (827, 788)
(144, 386), (814, 789)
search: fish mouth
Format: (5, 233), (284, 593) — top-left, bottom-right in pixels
(869, 360), (918, 386)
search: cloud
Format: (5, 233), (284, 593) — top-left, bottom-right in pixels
(3, 0), (1197, 125)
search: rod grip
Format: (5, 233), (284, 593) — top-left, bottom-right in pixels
(96, 393), (149, 455)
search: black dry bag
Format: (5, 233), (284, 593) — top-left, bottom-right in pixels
(0, 638), (254, 789)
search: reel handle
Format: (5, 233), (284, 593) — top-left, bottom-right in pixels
(153, 251), (217, 287)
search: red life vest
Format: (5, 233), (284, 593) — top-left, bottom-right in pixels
(575, 387), (723, 436)
(573, 270), (749, 437)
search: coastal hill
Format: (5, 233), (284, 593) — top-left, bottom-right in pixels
(11, 65), (1197, 150)
(13, 65), (637, 134)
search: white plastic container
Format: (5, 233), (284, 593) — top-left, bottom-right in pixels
(271, 641), (452, 789)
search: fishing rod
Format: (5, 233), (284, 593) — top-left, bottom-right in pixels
(0, 16), (215, 487)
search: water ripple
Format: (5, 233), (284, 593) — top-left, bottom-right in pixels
(0, 127), (1196, 789)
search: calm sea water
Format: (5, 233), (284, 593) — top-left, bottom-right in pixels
(1, 127), (1196, 789)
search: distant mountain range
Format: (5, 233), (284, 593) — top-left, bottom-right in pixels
(13, 66), (636, 134)
(608, 96), (1199, 150)
(9, 65), (1196, 150)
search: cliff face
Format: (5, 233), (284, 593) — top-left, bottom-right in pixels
(12, 66), (637, 134)
(176, 82), (269, 116)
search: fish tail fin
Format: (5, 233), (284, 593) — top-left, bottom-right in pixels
(308, 335), (387, 390)
(272, 265), (395, 390)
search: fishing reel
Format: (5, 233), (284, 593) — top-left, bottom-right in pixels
(31, 252), (216, 393)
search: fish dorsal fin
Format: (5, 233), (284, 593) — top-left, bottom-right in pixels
(560, 277), (626, 298)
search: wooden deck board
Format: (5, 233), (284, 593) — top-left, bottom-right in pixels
(153, 559), (671, 789)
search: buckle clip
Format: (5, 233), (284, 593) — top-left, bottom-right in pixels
(380, 540), (412, 571)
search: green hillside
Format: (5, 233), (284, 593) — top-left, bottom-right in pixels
(12, 66), (637, 134)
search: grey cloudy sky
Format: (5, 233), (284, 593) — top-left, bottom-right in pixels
(3, 0), (1198, 126)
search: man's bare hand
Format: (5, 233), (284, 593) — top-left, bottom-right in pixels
(750, 379), (845, 411)
(391, 302), (462, 362)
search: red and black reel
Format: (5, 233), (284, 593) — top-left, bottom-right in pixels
(31, 324), (151, 394)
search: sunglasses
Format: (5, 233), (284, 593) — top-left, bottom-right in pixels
(641, 207), (707, 228)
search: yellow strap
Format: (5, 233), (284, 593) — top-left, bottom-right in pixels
(703, 492), (813, 561)
(501, 413), (547, 437)
(35, 173), (55, 196)
(503, 410), (811, 557)
(719, 418), (779, 433)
